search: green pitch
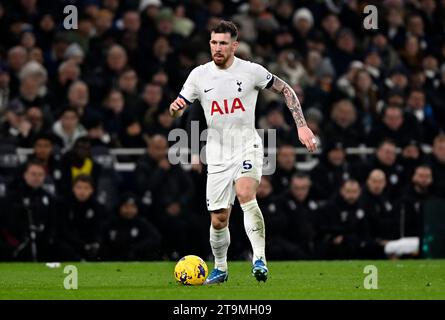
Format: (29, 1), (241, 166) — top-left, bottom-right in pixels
(0, 260), (444, 300)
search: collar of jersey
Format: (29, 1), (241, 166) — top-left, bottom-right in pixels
(211, 56), (239, 72)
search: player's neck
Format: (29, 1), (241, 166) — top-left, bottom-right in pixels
(216, 55), (236, 70)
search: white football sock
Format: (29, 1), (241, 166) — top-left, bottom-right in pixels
(209, 225), (230, 272)
(241, 199), (266, 265)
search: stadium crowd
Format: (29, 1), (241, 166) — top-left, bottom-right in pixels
(0, 0), (444, 262)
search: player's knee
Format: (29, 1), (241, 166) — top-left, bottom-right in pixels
(236, 189), (255, 204)
(211, 210), (228, 229)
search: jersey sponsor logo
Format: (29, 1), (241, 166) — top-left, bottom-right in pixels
(204, 88), (214, 93)
(210, 98), (246, 116)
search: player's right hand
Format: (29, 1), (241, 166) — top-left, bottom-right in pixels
(169, 97), (187, 117)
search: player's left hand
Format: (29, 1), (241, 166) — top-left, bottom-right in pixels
(297, 125), (318, 152)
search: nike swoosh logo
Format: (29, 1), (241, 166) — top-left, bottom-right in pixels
(204, 88), (214, 93)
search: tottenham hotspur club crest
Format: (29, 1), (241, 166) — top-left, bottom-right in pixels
(237, 81), (242, 92)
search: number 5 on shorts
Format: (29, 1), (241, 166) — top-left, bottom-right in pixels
(243, 160), (253, 171)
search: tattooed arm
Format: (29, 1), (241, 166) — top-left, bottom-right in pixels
(268, 76), (317, 152)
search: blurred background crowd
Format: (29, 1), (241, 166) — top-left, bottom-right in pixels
(0, 0), (444, 262)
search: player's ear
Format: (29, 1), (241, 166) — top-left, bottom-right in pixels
(232, 40), (239, 52)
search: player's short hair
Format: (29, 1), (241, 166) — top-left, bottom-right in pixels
(211, 20), (238, 40)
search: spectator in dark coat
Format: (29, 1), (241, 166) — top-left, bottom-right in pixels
(1, 160), (56, 261)
(135, 134), (194, 259)
(360, 169), (397, 258)
(25, 133), (63, 196)
(322, 99), (366, 148)
(368, 105), (422, 147)
(405, 89), (439, 143)
(358, 139), (406, 200)
(317, 180), (370, 259)
(276, 174), (321, 259)
(258, 176), (307, 260)
(59, 137), (102, 196)
(270, 144), (298, 195)
(396, 165), (434, 240)
(100, 192), (162, 261)
(311, 141), (353, 200)
(55, 175), (107, 261)
(428, 134), (445, 198)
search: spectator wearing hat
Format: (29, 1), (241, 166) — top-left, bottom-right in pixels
(291, 7), (315, 57)
(100, 192), (162, 261)
(303, 58), (336, 113)
(55, 175), (107, 261)
(310, 140), (354, 200)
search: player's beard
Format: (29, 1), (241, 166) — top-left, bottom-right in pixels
(213, 53), (229, 67)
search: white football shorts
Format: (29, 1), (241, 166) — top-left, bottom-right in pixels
(206, 146), (263, 211)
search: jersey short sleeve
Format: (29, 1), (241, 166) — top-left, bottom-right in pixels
(179, 67), (200, 104)
(251, 63), (274, 90)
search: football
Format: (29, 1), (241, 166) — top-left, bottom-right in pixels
(174, 255), (208, 285)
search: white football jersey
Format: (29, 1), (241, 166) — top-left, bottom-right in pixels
(179, 57), (273, 172)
